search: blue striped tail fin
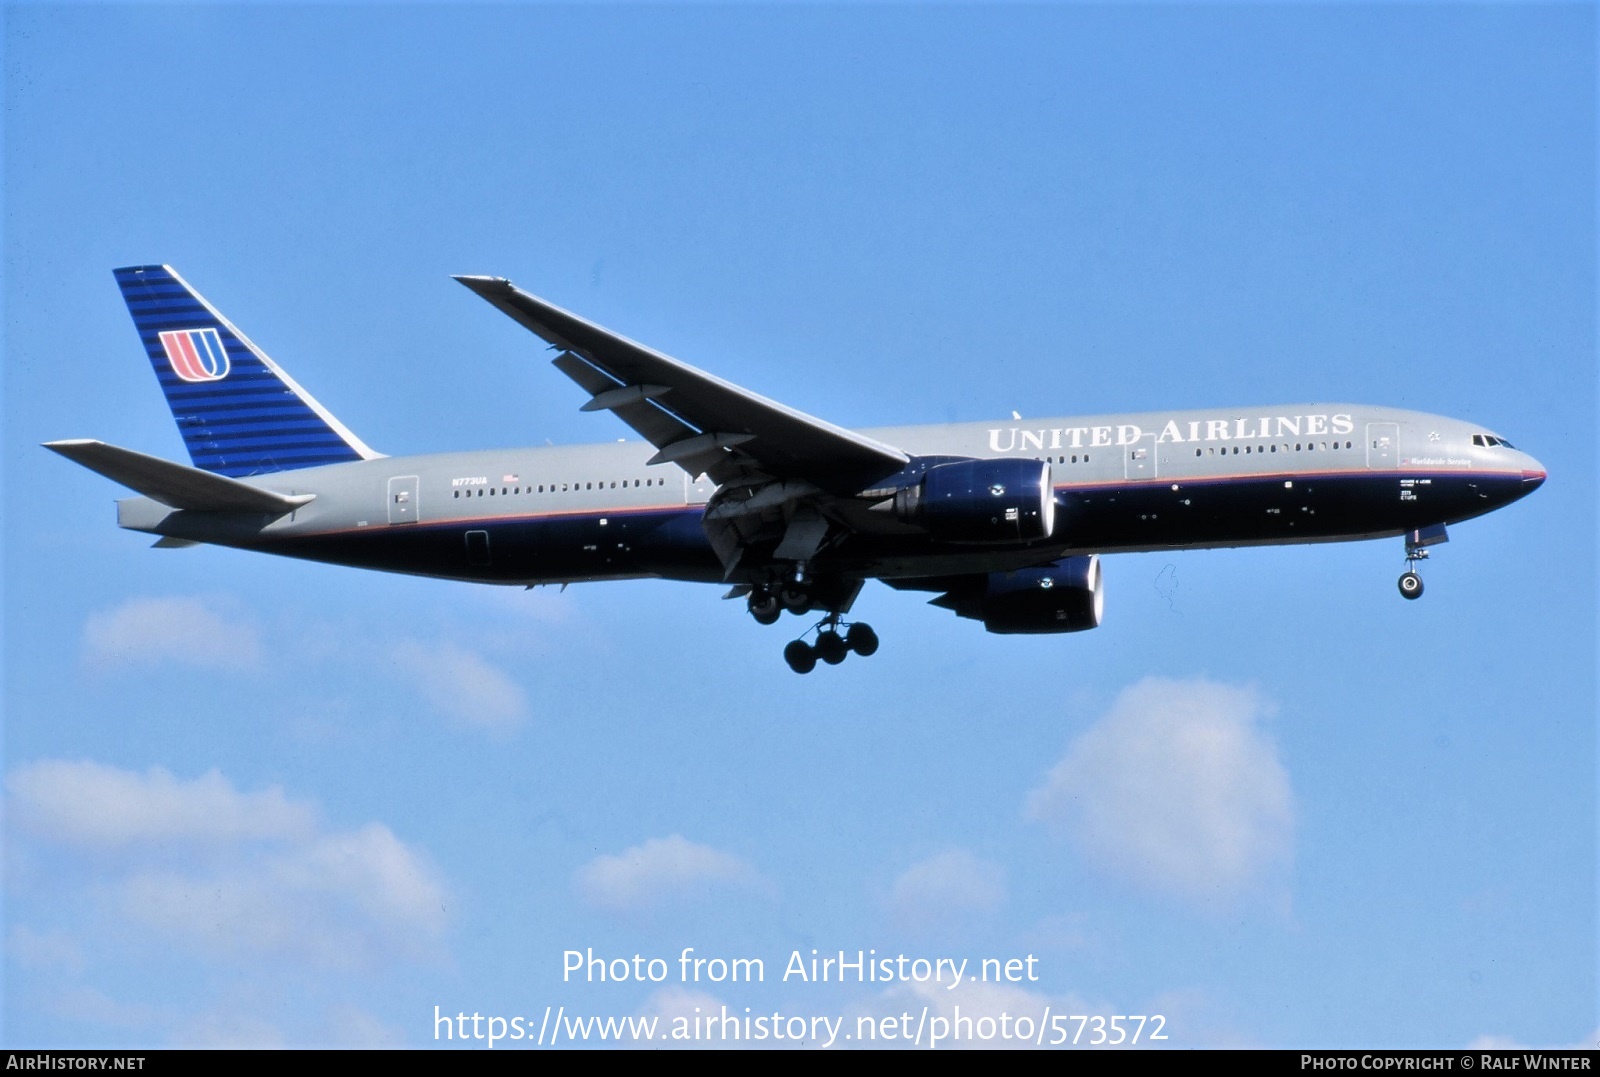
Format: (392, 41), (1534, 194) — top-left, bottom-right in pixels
(114, 265), (379, 477)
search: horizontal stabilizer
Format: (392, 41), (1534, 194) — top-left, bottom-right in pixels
(43, 440), (315, 514)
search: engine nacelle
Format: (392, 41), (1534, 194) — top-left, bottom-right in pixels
(933, 555), (1103, 634)
(893, 458), (1057, 543)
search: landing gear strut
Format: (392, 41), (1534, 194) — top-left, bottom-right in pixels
(783, 613), (880, 674)
(1397, 524), (1447, 600)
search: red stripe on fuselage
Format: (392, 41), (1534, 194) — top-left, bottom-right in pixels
(274, 469), (1528, 542)
(1055, 466), (1529, 493)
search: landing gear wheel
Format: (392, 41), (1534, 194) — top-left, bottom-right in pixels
(783, 640), (816, 674)
(748, 590), (781, 626)
(815, 630), (848, 665)
(781, 587), (812, 614)
(1398, 571), (1424, 600)
(845, 623), (879, 657)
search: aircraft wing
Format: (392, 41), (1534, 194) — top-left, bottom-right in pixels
(454, 276), (909, 495)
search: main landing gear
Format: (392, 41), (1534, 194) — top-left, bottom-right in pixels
(746, 581), (811, 624)
(782, 616), (879, 675)
(747, 578), (876, 673)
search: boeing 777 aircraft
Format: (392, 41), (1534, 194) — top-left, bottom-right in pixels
(48, 266), (1547, 673)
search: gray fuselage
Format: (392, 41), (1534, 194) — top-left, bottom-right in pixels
(114, 403), (1546, 588)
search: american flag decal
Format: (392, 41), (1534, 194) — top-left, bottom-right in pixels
(159, 327), (231, 382)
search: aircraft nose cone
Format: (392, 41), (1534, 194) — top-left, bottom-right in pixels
(1520, 456), (1547, 491)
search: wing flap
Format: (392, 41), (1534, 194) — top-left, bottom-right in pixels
(44, 439), (314, 514)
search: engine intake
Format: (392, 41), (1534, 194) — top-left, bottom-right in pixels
(932, 555), (1103, 634)
(893, 458), (1057, 543)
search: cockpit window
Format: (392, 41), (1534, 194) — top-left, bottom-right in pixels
(1473, 434), (1515, 449)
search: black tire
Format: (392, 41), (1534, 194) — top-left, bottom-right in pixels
(815, 630), (848, 665)
(846, 623), (880, 657)
(781, 587), (811, 613)
(1398, 571), (1424, 600)
(749, 592), (781, 625)
(783, 640), (816, 674)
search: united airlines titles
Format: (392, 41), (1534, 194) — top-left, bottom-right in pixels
(988, 412), (1356, 454)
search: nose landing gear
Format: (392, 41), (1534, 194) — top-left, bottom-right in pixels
(782, 614), (880, 674)
(1397, 524), (1448, 600)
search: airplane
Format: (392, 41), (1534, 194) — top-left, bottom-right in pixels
(47, 265), (1547, 674)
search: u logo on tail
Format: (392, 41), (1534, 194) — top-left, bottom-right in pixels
(158, 327), (231, 382)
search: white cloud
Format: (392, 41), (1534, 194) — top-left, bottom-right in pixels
(6, 759), (449, 970)
(391, 639), (528, 732)
(45, 986), (161, 1032)
(317, 1005), (406, 1048)
(1468, 1034), (1522, 1050)
(1026, 677), (1293, 903)
(8, 760), (314, 851)
(884, 849), (1005, 933)
(120, 823), (448, 967)
(83, 596), (260, 671)
(170, 1010), (286, 1048)
(8, 925), (87, 976)
(575, 835), (770, 913)
(1468, 1030), (1600, 1051)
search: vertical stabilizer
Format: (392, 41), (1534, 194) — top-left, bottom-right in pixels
(114, 265), (379, 476)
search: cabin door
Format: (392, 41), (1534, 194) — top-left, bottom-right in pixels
(1366, 424), (1398, 469)
(387, 475), (420, 524)
(1125, 435), (1157, 480)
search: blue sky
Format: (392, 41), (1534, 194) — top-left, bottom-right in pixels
(3, 2), (1593, 1049)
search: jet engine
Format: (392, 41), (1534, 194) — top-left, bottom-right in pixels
(931, 555), (1103, 634)
(892, 458), (1057, 543)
